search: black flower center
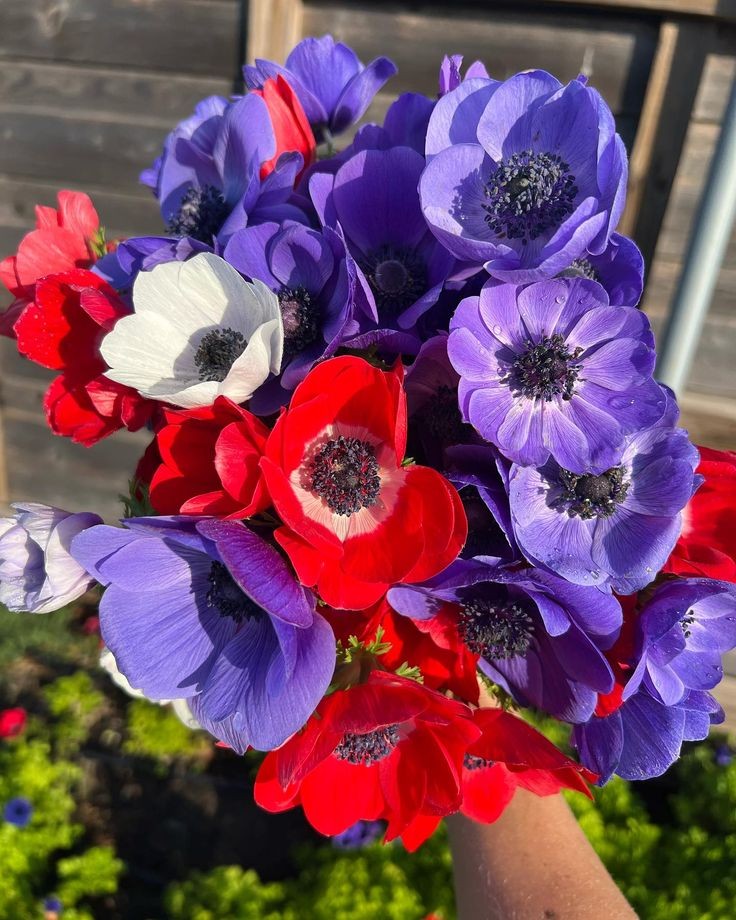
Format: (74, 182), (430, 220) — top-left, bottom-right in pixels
(558, 258), (601, 283)
(483, 150), (578, 245)
(206, 561), (263, 623)
(194, 328), (247, 382)
(167, 184), (228, 243)
(334, 725), (400, 766)
(463, 753), (495, 771)
(309, 435), (381, 516)
(459, 593), (535, 659)
(511, 334), (582, 401)
(416, 385), (469, 444)
(360, 245), (428, 316)
(559, 466), (629, 519)
(278, 286), (321, 360)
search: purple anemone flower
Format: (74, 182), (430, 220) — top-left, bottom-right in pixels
(94, 235), (212, 299)
(0, 504), (102, 614)
(244, 34), (397, 142)
(331, 819), (384, 849)
(449, 276), (666, 472)
(439, 54), (490, 97)
(223, 221), (358, 413)
(71, 517), (335, 753)
(623, 578), (736, 706)
(558, 232), (644, 306)
(509, 396), (701, 593)
(388, 558), (621, 723)
(445, 444), (520, 561)
(420, 70), (627, 281)
(309, 145), (457, 353)
(573, 687), (723, 783)
(4, 796), (33, 828)
(141, 94), (305, 246)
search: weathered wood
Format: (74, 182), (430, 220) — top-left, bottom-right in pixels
(507, 0), (736, 19)
(0, 60), (231, 125)
(0, 0), (242, 78)
(644, 259), (736, 318)
(693, 49), (736, 122)
(301, 4), (657, 116)
(679, 392), (736, 450)
(248, 0), (304, 61)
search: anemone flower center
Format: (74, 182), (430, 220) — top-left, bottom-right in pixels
(681, 609), (697, 639)
(417, 385), (468, 443)
(559, 467), (630, 519)
(512, 334), (581, 401)
(278, 286), (321, 359)
(360, 245), (428, 316)
(194, 328), (247, 382)
(309, 435), (381, 516)
(483, 150), (578, 245)
(167, 184), (228, 243)
(206, 561), (263, 623)
(334, 725), (400, 765)
(459, 594), (535, 659)
(558, 258), (601, 283)
(463, 753), (495, 771)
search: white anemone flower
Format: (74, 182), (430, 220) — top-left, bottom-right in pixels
(100, 252), (283, 408)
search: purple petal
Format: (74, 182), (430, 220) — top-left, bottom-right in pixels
(332, 57), (398, 133)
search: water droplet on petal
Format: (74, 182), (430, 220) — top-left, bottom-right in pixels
(492, 324), (502, 335)
(555, 295), (566, 304)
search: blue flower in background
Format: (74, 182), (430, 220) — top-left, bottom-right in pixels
(4, 796), (33, 828)
(331, 819), (384, 849)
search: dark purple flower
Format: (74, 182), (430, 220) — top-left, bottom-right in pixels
(244, 35), (397, 142)
(558, 232), (644, 306)
(438, 54), (490, 97)
(449, 276), (666, 472)
(223, 221), (358, 413)
(509, 397), (700, 593)
(714, 744), (733, 767)
(420, 71), (627, 281)
(4, 796), (33, 827)
(573, 687), (723, 783)
(331, 819), (384, 849)
(141, 94), (304, 246)
(623, 578), (736, 706)
(309, 145), (457, 353)
(388, 558), (621, 723)
(71, 517), (335, 753)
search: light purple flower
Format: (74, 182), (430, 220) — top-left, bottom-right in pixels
(224, 220), (358, 413)
(420, 70), (627, 281)
(244, 34), (397, 141)
(573, 687), (723, 783)
(71, 517), (335, 753)
(388, 558), (620, 723)
(438, 54), (490, 97)
(449, 276), (666, 472)
(558, 232), (644, 306)
(623, 578), (736, 706)
(0, 504), (102, 614)
(509, 397), (700, 593)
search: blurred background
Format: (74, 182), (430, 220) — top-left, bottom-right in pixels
(0, 1), (735, 918)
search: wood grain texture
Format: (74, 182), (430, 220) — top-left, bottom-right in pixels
(0, 0), (241, 77)
(248, 0), (304, 60)
(302, 3), (657, 115)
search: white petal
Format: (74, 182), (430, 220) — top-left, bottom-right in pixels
(101, 312), (192, 387)
(218, 317), (282, 402)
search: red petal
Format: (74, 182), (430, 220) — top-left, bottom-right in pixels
(461, 762), (517, 824)
(301, 756), (384, 835)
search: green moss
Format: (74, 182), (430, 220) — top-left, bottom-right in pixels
(123, 699), (211, 770)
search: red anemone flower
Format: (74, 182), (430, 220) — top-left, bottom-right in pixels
(0, 708), (27, 739)
(254, 671), (480, 846)
(664, 446), (736, 582)
(260, 356), (467, 609)
(13, 269), (154, 445)
(459, 708), (595, 825)
(0, 191), (102, 337)
(149, 397), (271, 517)
(253, 76), (316, 181)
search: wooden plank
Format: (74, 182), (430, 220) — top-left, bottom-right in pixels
(248, 0), (304, 61)
(693, 51), (736, 122)
(516, 0), (736, 19)
(301, 4), (657, 116)
(644, 259), (736, 318)
(0, 60), (231, 125)
(679, 392), (736, 451)
(0, 0), (242, 78)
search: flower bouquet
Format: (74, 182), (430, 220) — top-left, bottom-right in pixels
(1, 35), (735, 851)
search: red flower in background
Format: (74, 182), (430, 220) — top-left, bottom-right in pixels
(149, 397), (271, 517)
(261, 356), (467, 610)
(664, 446), (736, 582)
(326, 599), (480, 702)
(254, 671), (480, 848)
(0, 191), (102, 338)
(0, 708), (27, 739)
(14, 269), (154, 446)
(253, 76), (316, 181)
